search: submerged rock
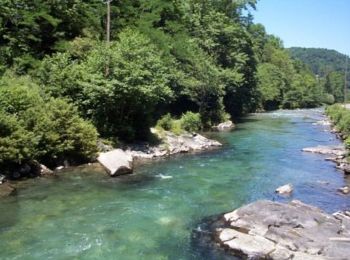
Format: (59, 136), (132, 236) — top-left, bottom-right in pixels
(302, 145), (347, 156)
(275, 183), (293, 195)
(212, 121), (235, 132)
(98, 149), (133, 176)
(213, 200), (350, 259)
(0, 182), (16, 198)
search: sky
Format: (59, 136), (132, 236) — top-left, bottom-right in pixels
(252, 0), (350, 55)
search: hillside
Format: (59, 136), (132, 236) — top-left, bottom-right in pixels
(288, 47), (348, 76)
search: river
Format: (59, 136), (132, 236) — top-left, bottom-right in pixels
(0, 109), (349, 259)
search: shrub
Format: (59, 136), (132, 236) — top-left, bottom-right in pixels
(156, 113), (173, 131)
(0, 112), (36, 166)
(180, 112), (202, 132)
(0, 75), (98, 170)
(326, 104), (350, 138)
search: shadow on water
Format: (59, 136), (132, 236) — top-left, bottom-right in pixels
(0, 196), (20, 231)
(190, 213), (240, 260)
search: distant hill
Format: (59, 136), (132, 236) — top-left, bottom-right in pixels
(288, 47), (348, 77)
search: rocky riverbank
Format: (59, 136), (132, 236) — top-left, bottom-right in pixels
(0, 128), (223, 196)
(98, 128), (222, 176)
(209, 200), (350, 259)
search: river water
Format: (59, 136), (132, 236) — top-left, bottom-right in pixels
(0, 109), (349, 259)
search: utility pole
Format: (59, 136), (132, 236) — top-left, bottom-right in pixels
(345, 55), (348, 105)
(104, 0), (112, 77)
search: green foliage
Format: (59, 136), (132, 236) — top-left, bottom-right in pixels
(289, 47), (349, 103)
(0, 0), (333, 153)
(0, 112), (36, 165)
(38, 29), (173, 141)
(156, 112), (202, 134)
(180, 112), (202, 132)
(0, 75), (98, 169)
(253, 32), (326, 110)
(0, 0), (103, 73)
(156, 114), (174, 131)
(257, 63), (284, 110)
(326, 105), (350, 140)
(156, 114), (182, 135)
(324, 71), (345, 103)
(288, 47), (348, 77)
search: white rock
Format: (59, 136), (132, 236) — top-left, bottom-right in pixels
(302, 145), (346, 156)
(338, 186), (350, 194)
(97, 149), (133, 176)
(213, 120), (235, 131)
(275, 183), (293, 195)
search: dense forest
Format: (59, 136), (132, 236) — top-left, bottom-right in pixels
(289, 47), (348, 77)
(289, 47), (349, 103)
(0, 0), (343, 176)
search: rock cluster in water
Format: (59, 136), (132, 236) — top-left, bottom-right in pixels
(215, 200), (350, 260)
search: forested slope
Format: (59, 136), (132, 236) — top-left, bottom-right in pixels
(289, 47), (349, 103)
(288, 47), (347, 76)
(0, 0), (337, 176)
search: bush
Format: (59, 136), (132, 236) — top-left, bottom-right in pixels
(180, 112), (202, 132)
(0, 75), (98, 170)
(326, 104), (350, 138)
(156, 113), (173, 131)
(0, 112), (36, 165)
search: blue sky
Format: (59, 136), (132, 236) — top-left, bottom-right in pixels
(252, 0), (350, 55)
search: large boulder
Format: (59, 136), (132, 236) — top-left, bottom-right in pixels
(215, 200), (350, 259)
(97, 149), (133, 176)
(212, 121), (235, 132)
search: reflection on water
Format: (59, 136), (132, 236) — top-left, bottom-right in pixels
(0, 108), (349, 259)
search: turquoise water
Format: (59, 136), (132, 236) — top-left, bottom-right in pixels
(0, 109), (349, 259)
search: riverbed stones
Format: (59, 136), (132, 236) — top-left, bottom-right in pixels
(212, 121), (235, 132)
(216, 200), (350, 259)
(97, 149), (133, 176)
(275, 183), (293, 195)
(302, 145), (347, 156)
(130, 129), (222, 160)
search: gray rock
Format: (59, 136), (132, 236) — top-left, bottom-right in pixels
(212, 121), (235, 132)
(97, 149), (133, 176)
(216, 200), (350, 259)
(275, 183), (293, 195)
(302, 145), (347, 156)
